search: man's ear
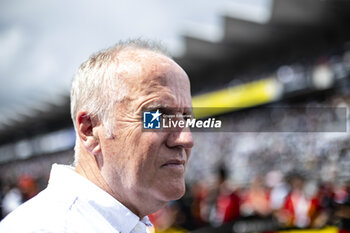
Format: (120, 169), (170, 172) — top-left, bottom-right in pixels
(76, 112), (101, 155)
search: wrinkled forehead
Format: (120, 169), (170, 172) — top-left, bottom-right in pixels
(116, 49), (192, 107)
(116, 49), (182, 80)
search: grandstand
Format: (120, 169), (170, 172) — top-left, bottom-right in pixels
(1, 0), (350, 181)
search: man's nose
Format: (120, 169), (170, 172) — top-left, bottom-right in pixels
(166, 129), (194, 149)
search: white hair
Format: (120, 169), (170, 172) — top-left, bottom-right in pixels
(70, 39), (169, 163)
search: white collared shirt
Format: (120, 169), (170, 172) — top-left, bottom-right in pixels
(0, 164), (152, 233)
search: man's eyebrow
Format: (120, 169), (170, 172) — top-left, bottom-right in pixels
(144, 103), (167, 109)
(143, 102), (193, 115)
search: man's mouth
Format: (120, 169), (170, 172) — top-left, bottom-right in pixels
(161, 159), (185, 170)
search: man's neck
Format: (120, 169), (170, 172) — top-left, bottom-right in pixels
(75, 150), (116, 201)
(74, 149), (166, 219)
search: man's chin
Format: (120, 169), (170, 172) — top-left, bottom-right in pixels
(159, 182), (186, 201)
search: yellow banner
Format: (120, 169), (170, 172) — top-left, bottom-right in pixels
(192, 78), (282, 118)
(278, 226), (338, 233)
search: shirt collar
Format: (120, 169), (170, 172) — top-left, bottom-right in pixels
(48, 164), (152, 233)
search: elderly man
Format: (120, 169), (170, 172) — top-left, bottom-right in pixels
(0, 40), (194, 233)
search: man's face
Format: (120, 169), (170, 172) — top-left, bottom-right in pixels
(97, 50), (194, 214)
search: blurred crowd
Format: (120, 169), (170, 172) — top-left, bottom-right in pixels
(149, 168), (350, 233)
(0, 174), (44, 218)
(0, 150), (72, 220)
(1, 155), (350, 233)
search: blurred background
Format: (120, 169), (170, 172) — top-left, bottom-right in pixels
(1, 0), (350, 232)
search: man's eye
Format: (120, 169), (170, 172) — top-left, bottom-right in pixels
(182, 112), (192, 120)
(157, 108), (170, 115)
(183, 112), (193, 120)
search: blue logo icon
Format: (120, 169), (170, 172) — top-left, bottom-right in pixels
(143, 110), (161, 129)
